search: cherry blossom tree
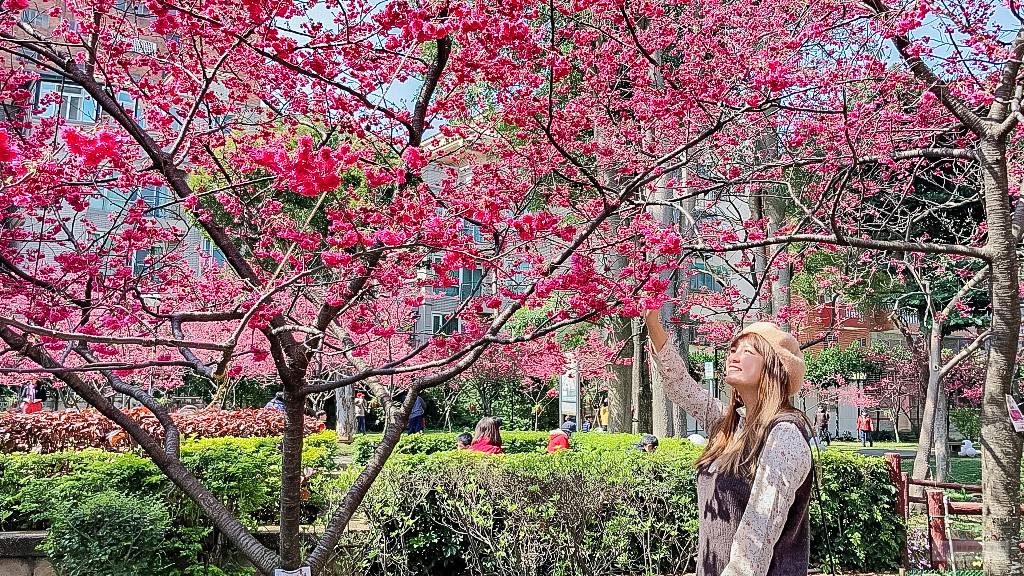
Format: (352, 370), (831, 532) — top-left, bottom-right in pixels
(2, 0), (1024, 573)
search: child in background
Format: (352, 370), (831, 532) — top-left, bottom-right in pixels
(581, 415), (593, 433)
(456, 432), (473, 449)
(547, 421), (573, 452)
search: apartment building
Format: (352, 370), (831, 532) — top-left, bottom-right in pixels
(3, 2), (226, 273)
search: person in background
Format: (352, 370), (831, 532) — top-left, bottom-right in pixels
(636, 434), (659, 452)
(408, 394), (427, 434)
(456, 432), (473, 449)
(264, 391), (285, 412)
(813, 405), (830, 447)
(857, 410), (874, 447)
(599, 399), (609, 430)
(581, 415), (593, 433)
(562, 415), (577, 433)
(468, 417), (503, 454)
(354, 392), (367, 434)
(548, 421), (572, 452)
(314, 410), (327, 432)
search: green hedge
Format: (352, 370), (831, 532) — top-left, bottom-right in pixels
(0, 431), (341, 576)
(1, 430), (902, 575)
(42, 490), (170, 576)
(347, 435), (903, 574)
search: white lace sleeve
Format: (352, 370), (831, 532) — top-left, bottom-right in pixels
(719, 422), (813, 576)
(649, 339), (723, 430)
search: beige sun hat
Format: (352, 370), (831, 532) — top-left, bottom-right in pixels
(739, 322), (806, 396)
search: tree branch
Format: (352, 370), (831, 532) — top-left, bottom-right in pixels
(0, 317), (232, 351)
(938, 329), (991, 380)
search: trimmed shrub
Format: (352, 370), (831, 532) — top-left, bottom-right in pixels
(0, 408), (323, 453)
(351, 441), (902, 574)
(42, 490), (170, 576)
(810, 450), (905, 571)
(358, 447), (702, 576)
(352, 431), (550, 464)
(1, 430), (903, 575)
(0, 433), (342, 575)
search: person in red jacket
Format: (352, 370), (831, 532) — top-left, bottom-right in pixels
(547, 422), (573, 452)
(856, 410), (874, 447)
(468, 417), (504, 454)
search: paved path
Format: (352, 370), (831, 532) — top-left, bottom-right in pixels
(855, 448), (916, 457)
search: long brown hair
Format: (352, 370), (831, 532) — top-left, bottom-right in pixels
(473, 417), (502, 447)
(694, 332), (807, 479)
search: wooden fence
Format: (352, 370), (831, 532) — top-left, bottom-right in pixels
(885, 452), (1024, 570)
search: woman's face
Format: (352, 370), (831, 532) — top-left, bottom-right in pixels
(725, 338), (765, 403)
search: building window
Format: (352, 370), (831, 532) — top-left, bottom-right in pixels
(689, 270), (722, 292)
(37, 81), (96, 123)
(843, 307), (862, 319)
(133, 245), (160, 275)
(89, 187), (124, 212)
(134, 241), (179, 275)
(508, 261), (530, 295)
(463, 221), (482, 243)
(20, 9), (49, 28)
(857, 337), (867, 347)
(136, 185), (167, 216)
(432, 314), (458, 335)
(202, 237), (226, 267)
(114, 0), (152, 16)
(825, 333), (839, 348)
(115, 91), (145, 127)
(460, 268), (483, 301)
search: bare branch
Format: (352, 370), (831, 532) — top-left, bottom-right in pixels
(0, 317), (232, 351)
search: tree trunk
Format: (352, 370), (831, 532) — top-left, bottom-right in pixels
(651, 365), (673, 437)
(336, 385), (355, 443)
(607, 314), (635, 433)
(674, 170), (697, 437)
(650, 172), (675, 438)
(911, 321), (943, 495)
(635, 321), (653, 434)
(748, 187), (770, 315)
(978, 138), (1023, 575)
(279, 388), (306, 570)
(933, 386), (950, 482)
(767, 194), (792, 330)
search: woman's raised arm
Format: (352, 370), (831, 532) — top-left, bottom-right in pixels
(643, 308), (724, 430)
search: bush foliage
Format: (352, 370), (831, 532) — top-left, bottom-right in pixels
(1, 430), (902, 574)
(349, 435), (902, 574)
(1, 431), (339, 575)
(0, 408), (323, 453)
(42, 490), (170, 576)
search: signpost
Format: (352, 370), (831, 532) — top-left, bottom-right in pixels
(559, 359), (580, 428)
(1007, 394), (1024, 433)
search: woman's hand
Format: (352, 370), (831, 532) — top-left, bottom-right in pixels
(643, 306), (669, 353)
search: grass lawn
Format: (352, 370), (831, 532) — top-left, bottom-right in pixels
(822, 441), (983, 485)
(896, 454), (982, 486)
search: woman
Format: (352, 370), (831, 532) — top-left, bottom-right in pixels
(467, 416), (503, 454)
(644, 309), (812, 576)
